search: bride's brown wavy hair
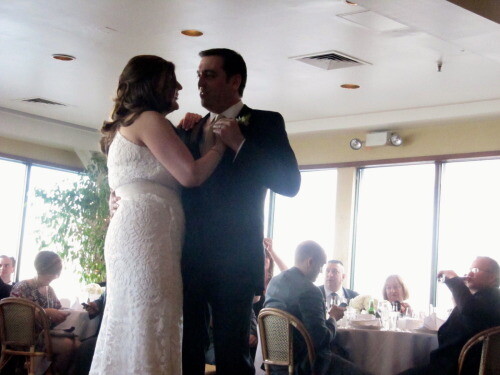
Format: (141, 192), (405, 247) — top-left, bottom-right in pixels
(101, 55), (177, 154)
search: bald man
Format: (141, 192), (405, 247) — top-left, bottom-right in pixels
(400, 256), (500, 375)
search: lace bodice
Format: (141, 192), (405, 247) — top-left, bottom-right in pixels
(107, 131), (180, 193)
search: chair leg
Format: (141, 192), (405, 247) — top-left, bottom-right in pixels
(0, 353), (11, 370)
(28, 356), (36, 375)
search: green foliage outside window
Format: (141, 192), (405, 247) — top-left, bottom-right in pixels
(36, 153), (109, 284)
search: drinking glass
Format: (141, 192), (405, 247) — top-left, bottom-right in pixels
(388, 311), (399, 331)
(378, 301), (391, 330)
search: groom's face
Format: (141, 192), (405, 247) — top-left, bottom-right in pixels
(198, 55), (240, 113)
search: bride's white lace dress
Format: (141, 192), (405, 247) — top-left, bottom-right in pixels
(90, 131), (184, 375)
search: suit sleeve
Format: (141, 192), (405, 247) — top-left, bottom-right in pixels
(298, 286), (334, 352)
(446, 278), (500, 330)
(233, 111), (300, 197)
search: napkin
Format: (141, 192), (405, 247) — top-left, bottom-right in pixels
(71, 297), (83, 311)
(397, 317), (422, 331)
(423, 312), (445, 331)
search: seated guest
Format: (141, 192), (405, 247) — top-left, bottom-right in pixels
(264, 241), (370, 375)
(72, 290), (106, 375)
(11, 251), (80, 374)
(0, 255), (16, 285)
(320, 260), (359, 307)
(0, 277), (12, 299)
(382, 274), (412, 315)
(254, 238), (288, 316)
(319, 260), (359, 360)
(399, 256), (500, 375)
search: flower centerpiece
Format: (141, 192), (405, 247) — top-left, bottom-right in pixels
(84, 283), (104, 302)
(348, 295), (379, 313)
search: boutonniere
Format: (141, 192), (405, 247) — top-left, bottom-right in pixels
(236, 113), (251, 126)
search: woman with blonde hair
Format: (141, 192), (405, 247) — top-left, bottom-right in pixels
(383, 274), (412, 315)
(11, 251), (79, 374)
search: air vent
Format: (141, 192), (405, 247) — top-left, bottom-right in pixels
(22, 98), (66, 106)
(291, 50), (370, 70)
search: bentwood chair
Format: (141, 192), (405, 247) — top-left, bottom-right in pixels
(458, 325), (500, 375)
(0, 297), (54, 375)
(258, 308), (316, 375)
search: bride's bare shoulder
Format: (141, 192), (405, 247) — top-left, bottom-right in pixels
(133, 111), (173, 129)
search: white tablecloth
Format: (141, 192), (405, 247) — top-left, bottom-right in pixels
(53, 309), (101, 340)
(336, 328), (438, 375)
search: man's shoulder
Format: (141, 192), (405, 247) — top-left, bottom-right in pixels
(344, 287), (359, 299)
(269, 268), (316, 291)
(243, 106), (282, 121)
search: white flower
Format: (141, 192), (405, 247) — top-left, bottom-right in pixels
(348, 295), (379, 312)
(84, 283), (103, 296)
(236, 114), (251, 126)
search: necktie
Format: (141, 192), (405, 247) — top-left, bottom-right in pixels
(201, 114), (223, 155)
(331, 292), (339, 306)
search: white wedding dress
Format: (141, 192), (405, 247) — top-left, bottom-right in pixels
(90, 131), (184, 375)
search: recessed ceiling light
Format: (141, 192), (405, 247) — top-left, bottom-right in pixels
(341, 84), (360, 89)
(52, 54), (76, 61)
(181, 29), (203, 37)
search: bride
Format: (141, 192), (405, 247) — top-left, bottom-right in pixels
(89, 55), (225, 374)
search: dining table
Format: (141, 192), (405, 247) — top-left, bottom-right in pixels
(53, 309), (101, 340)
(335, 326), (438, 375)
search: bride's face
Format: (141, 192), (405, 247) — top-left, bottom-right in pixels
(163, 73), (182, 114)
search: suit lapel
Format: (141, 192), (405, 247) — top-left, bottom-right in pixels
(188, 114), (210, 157)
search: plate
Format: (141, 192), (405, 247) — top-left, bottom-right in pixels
(350, 320), (382, 330)
(412, 326), (438, 334)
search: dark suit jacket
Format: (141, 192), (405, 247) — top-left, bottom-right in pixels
(318, 285), (359, 303)
(264, 267), (335, 375)
(179, 105), (300, 293)
(429, 278), (500, 375)
(0, 279), (12, 300)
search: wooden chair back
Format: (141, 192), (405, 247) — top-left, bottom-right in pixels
(0, 297), (53, 375)
(258, 307), (316, 375)
(458, 325), (500, 375)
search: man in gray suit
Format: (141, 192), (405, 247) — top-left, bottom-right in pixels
(319, 260), (359, 307)
(264, 241), (370, 375)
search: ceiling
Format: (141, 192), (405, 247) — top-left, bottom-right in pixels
(1, 0), (499, 152)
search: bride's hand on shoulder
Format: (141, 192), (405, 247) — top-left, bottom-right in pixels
(178, 112), (202, 130)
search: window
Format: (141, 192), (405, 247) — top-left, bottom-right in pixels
(0, 157), (81, 302)
(352, 164), (435, 312)
(270, 169), (337, 274)
(350, 158), (500, 314)
(0, 158), (26, 262)
(437, 159), (500, 309)
(20, 165), (81, 300)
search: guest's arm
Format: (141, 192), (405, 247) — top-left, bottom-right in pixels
(298, 287), (334, 352)
(446, 277), (500, 329)
(249, 309), (258, 348)
(231, 111), (300, 197)
(264, 238), (288, 272)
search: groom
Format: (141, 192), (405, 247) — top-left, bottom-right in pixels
(179, 48), (301, 375)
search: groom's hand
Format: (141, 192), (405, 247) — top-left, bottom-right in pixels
(213, 118), (245, 152)
(178, 112), (202, 130)
(109, 190), (121, 218)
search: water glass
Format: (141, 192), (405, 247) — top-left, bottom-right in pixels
(388, 311), (399, 330)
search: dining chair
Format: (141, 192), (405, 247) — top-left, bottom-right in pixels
(0, 297), (54, 375)
(258, 307), (316, 375)
(458, 325), (500, 375)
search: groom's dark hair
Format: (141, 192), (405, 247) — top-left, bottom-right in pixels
(199, 48), (247, 97)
